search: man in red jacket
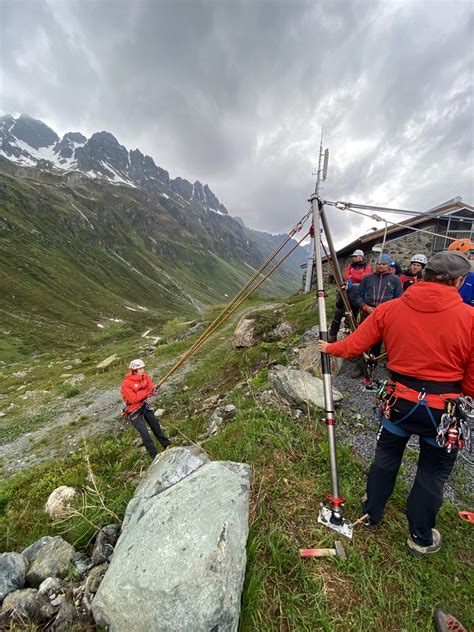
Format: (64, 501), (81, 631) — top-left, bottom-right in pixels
(328, 249), (372, 342)
(121, 359), (171, 458)
(318, 251), (473, 558)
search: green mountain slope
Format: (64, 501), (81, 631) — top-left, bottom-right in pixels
(0, 159), (305, 359)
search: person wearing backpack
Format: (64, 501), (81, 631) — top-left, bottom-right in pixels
(121, 359), (171, 458)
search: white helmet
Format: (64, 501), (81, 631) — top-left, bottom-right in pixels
(351, 249), (364, 257)
(129, 359), (145, 370)
(411, 254), (428, 266)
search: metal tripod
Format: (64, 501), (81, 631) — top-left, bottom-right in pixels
(311, 194), (353, 539)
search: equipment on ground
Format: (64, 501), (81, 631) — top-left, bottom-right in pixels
(458, 511), (474, 524)
(299, 540), (346, 560)
(436, 397), (473, 453)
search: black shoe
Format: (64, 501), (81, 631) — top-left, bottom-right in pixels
(361, 515), (379, 532)
(328, 333), (337, 343)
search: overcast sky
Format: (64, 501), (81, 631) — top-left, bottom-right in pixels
(1, 0), (473, 246)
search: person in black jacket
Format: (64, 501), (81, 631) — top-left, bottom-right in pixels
(353, 253), (402, 366)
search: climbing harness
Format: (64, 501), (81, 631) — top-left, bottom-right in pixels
(375, 384), (473, 453)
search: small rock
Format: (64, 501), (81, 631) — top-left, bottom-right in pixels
(22, 536), (76, 588)
(154, 408), (165, 417)
(38, 576), (62, 596)
(300, 326), (319, 344)
(1, 588), (56, 623)
(0, 552), (28, 602)
(45, 486), (81, 520)
(272, 321), (294, 340)
(51, 601), (77, 632)
(91, 525), (120, 566)
(85, 563), (108, 596)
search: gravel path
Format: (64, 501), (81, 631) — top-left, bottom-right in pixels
(333, 359), (473, 506)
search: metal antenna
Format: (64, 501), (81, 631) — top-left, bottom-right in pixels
(304, 127), (327, 293)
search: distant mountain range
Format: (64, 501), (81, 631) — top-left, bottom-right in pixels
(0, 113), (231, 215)
(0, 114), (309, 359)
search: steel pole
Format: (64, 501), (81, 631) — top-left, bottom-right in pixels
(310, 194), (343, 523)
(304, 236), (314, 293)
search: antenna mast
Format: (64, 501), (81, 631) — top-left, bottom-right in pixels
(304, 128), (328, 293)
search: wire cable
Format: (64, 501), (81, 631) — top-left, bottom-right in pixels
(324, 200), (471, 244)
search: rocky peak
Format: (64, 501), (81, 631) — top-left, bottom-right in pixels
(11, 114), (59, 149)
(75, 132), (130, 179)
(171, 177), (193, 200)
(129, 148), (170, 186)
(54, 132), (87, 162)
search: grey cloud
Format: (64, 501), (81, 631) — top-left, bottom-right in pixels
(0, 0), (472, 243)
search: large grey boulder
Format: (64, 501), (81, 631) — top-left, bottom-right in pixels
(122, 445), (210, 531)
(269, 365), (343, 408)
(0, 552), (27, 602)
(22, 536), (75, 588)
(92, 450), (251, 632)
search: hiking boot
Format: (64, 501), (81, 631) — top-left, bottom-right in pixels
(406, 529), (442, 558)
(433, 607), (467, 632)
(361, 514), (379, 532)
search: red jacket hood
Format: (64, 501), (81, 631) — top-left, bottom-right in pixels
(401, 282), (463, 313)
(123, 372), (141, 384)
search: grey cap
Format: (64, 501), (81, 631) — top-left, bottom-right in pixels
(425, 251), (470, 279)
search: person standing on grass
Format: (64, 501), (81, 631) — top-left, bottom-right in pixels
(317, 251), (473, 558)
(121, 359), (171, 458)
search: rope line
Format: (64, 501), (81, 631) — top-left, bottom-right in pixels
(324, 200), (469, 244)
(157, 222), (311, 387)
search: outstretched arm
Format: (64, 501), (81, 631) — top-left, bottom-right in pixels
(317, 308), (385, 358)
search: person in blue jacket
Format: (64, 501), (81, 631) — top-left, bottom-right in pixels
(449, 239), (474, 307)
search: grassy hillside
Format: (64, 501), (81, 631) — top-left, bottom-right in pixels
(0, 294), (472, 631)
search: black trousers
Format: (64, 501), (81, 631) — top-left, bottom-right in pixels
(129, 404), (170, 458)
(329, 290), (360, 336)
(363, 398), (457, 546)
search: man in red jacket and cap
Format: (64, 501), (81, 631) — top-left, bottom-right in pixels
(318, 251), (473, 558)
(121, 359), (171, 458)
